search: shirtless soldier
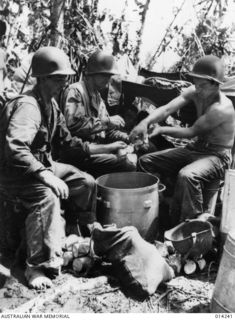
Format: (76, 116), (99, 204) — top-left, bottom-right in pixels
(130, 55), (235, 227)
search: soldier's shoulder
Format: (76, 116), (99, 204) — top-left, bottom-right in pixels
(68, 81), (84, 90)
(181, 85), (196, 99)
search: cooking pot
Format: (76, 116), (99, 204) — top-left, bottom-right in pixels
(96, 172), (165, 241)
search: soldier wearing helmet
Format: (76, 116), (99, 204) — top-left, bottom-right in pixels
(0, 46), (98, 290)
(130, 55), (235, 227)
(60, 50), (136, 177)
(188, 55), (224, 84)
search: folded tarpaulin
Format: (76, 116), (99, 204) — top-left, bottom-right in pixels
(139, 69), (235, 98)
(122, 80), (180, 106)
(122, 76), (235, 106)
(139, 68), (192, 82)
(122, 77), (192, 106)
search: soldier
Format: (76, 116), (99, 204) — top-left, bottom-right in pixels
(0, 46), (97, 289)
(130, 55), (235, 227)
(60, 50), (136, 178)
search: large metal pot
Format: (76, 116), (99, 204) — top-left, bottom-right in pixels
(96, 172), (164, 241)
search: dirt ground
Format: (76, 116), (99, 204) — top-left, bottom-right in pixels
(0, 256), (217, 314)
(0, 201), (220, 314)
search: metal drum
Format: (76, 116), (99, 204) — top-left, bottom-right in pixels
(211, 231), (235, 313)
(96, 172), (164, 241)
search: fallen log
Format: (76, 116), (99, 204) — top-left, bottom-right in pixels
(3, 275), (109, 313)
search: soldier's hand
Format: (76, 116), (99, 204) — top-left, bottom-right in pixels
(107, 141), (127, 153)
(37, 170), (69, 199)
(109, 115), (125, 129)
(148, 124), (162, 138)
(129, 120), (148, 143)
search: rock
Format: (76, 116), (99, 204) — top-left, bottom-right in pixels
(197, 258), (206, 271)
(184, 260), (197, 275)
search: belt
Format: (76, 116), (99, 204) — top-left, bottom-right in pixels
(202, 142), (231, 149)
(188, 141), (232, 150)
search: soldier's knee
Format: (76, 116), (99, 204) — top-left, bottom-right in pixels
(178, 168), (196, 181)
(42, 187), (61, 209)
(138, 154), (150, 172)
(83, 172), (96, 190)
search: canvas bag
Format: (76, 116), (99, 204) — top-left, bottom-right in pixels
(92, 223), (174, 298)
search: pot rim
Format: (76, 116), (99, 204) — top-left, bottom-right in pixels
(96, 171), (160, 191)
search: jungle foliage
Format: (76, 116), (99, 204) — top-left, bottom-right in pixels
(0, 0), (234, 80)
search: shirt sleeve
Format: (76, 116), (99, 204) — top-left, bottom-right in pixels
(62, 86), (107, 139)
(105, 128), (129, 143)
(54, 106), (91, 160)
(5, 101), (46, 175)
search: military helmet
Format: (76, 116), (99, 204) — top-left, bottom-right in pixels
(31, 46), (75, 77)
(188, 55), (224, 84)
(164, 219), (213, 259)
(86, 51), (118, 76)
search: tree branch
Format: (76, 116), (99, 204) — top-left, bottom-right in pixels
(147, 0), (186, 69)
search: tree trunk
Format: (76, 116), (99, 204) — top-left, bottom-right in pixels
(50, 0), (65, 47)
(134, 0), (151, 65)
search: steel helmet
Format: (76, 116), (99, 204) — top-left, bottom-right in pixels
(164, 219), (213, 259)
(86, 51), (118, 76)
(188, 55), (225, 84)
(31, 46), (75, 77)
